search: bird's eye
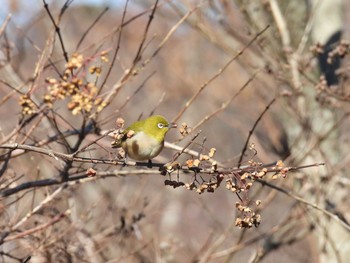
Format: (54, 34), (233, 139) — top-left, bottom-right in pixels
(157, 123), (164, 129)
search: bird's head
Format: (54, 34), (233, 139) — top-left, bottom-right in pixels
(141, 115), (177, 142)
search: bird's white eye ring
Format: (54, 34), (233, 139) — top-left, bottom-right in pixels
(157, 123), (164, 129)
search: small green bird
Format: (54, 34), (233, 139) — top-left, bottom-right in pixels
(112, 115), (177, 161)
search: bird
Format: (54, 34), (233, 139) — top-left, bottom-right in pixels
(111, 115), (177, 162)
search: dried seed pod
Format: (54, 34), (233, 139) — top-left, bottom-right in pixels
(208, 148), (216, 158)
(199, 154), (210, 161)
(116, 118), (125, 129)
(193, 159), (200, 167)
(186, 159), (194, 168)
(86, 168), (97, 177)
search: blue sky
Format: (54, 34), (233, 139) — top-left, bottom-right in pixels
(1, 0), (123, 25)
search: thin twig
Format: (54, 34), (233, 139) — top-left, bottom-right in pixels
(0, 14), (11, 38)
(268, 0), (301, 90)
(172, 25), (270, 123)
(18, 112), (45, 145)
(0, 107), (47, 145)
(10, 184), (66, 230)
(133, 0), (159, 64)
(4, 210), (70, 242)
(257, 179), (350, 232)
(296, 111), (350, 163)
(165, 141), (225, 168)
(171, 131), (202, 162)
(79, 1), (166, 55)
(149, 92), (166, 116)
(192, 70), (259, 132)
(0, 152), (11, 178)
(141, 4), (198, 69)
(76, 7), (109, 50)
(102, 2), (194, 111)
(100, 71), (156, 126)
(98, 0), (129, 94)
(237, 98), (276, 167)
(97, 0), (159, 113)
(73, 129), (114, 156)
(42, 0), (69, 62)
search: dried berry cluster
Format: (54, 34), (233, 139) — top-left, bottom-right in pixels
(311, 40), (350, 104)
(234, 202), (261, 228)
(327, 40), (350, 64)
(110, 117), (129, 159)
(161, 145), (219, 190)
(19, 94), (36, 115)
(179, 122), (192, 136)
(310, 40), (350, 62)
(186, 173), (224, 194)
(42, 52), (109, 115)
(185, 148), (218, 172)
(309, 42), (324, 55)
(161, 143), (290, 228)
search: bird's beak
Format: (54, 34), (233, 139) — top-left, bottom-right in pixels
(169, 122), (177, 128)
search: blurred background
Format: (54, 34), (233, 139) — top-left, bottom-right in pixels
(1, 0), (350, 262)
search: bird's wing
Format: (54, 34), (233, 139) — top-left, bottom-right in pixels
(111, 120), (143, 148)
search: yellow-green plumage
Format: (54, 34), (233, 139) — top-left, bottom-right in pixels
(112, 115), (175, 161)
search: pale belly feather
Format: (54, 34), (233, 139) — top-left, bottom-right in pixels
(123, 132), (164, 161)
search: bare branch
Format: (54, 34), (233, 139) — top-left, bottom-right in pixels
(42, 0), (69, 62)
(237, 98), (276, 167)
(172, 25), (270, 123)
(132, 0), (159, 64)
(192, 70), (259, 132)
(257, 179), (350, 232)
(75, 7), (109, 50)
